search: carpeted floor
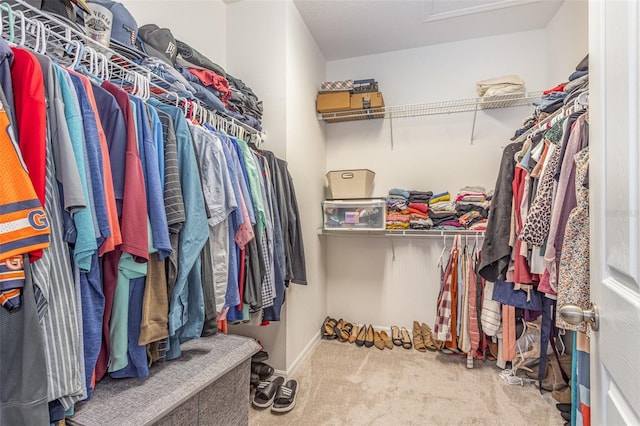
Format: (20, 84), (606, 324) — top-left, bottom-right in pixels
(250, 339), (565, 426)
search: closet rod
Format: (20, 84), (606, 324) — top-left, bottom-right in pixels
(3, 0), (262, 140)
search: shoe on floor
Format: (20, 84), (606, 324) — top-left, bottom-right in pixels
(355, 324), (367, 347)
(251, 362), (274, 381)
(271, 379), (298, 413)
(413, 321), (426, 352)
(400, 327), (412, 349)
(380, 330), (393, 349)
(348, 324), (359, 344)
(321, 317), (338, 339)
(374, 330), (385, 350)
(364, 325), (375, 348)
(391, 326), (402, 346)
(252, 376), (285, 408)
(420, 323), (437, 351)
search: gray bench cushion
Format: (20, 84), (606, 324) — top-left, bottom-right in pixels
(68, 334), (260, 426)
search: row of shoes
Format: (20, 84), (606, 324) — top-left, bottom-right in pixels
(322, 317), (397, 350)
(321, 317), (445, 352)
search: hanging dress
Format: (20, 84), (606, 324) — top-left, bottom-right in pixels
(556, 148), (590, 332)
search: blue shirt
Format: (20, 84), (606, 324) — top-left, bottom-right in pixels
(131, 96), (171, 260)
(147, 105), (165, 189)
(92, 83), (127, 217)
(70, 74), (111, 246)
(148, 99), (209, 360)
(54, 65), (97, 271)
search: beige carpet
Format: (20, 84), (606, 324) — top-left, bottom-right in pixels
(250, 340), (565, 426)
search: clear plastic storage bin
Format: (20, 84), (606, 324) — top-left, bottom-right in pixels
(323, 199), (386, 230)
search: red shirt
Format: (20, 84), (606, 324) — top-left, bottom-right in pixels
(11, 48), (47, 261)
(101, 81), (148, 261)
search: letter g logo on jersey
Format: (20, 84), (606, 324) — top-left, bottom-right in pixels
(28, 210), (49, 230)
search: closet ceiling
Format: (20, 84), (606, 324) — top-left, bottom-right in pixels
(293, 0), (564, 60)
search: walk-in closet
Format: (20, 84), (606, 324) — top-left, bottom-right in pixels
(1, 0), (639, 425)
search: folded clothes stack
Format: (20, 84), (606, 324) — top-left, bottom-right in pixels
(385, 188), (410, 229)
(408, 190), (432, 203)
(386, 188), (433, 229)
(453, 186), (490, 230)
(428, 192), (456, 229)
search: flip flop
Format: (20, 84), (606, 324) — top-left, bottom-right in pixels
(271, 379), (298, 413)
(251, 362), (274, 381)
(251, 350), (269, 363)
(252, 376), (285, 408)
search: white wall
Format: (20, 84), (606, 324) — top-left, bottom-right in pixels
(120, 0), (227, 70)
(546, 0), (589, 86)
(226, 1), (287, 158)
(283, 1), (327, 374)
(324, 30), (547, 331)
(226, 0), (288, 370)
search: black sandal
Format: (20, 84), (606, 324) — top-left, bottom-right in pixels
(252, 376), (284, 408)
(271, 379), (298, 413)
(251, 362), (274, 381)
(251, 350), (269, 364)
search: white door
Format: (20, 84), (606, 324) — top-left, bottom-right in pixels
(589, 0), (640, 423)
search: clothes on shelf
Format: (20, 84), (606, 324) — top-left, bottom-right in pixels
(0, 32), (304, 425)
(383, 187), (490, 231)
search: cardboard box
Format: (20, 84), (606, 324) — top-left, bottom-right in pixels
(316, 91), (351, 113)
(326, 169), (375, 199)
(350, 91), (384, 110)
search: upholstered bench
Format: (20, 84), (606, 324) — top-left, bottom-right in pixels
(68, 334), (260, 426)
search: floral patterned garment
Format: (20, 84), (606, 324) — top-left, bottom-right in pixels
(556, 148), (590, 333)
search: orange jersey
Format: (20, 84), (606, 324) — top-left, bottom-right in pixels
(0, 100), (50, 260)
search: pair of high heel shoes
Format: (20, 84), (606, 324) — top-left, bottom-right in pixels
(390, 326), (413, 349)
(352, 325), (392, 350)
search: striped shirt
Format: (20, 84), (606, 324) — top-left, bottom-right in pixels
(31, 54), (84, 407)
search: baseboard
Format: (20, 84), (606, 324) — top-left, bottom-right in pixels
(274, 330), (321, 378)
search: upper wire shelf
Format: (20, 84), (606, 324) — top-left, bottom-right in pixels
(318, 91), (544, 122)
(2, 0), (261, 141)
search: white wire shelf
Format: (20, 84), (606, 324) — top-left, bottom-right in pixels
(3, 0), (261, 140)
(319, 228), (485, 238)
(318, 91), (544, 122)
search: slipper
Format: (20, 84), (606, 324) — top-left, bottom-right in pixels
(251, 350), (269, 364)
(250, 372), (261, 387)
(271, 379), (298, 413)
(251, 362), (274, 380)
(252, 376), (285, 408)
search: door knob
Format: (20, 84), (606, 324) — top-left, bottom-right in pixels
(558, 303), (599, 331)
